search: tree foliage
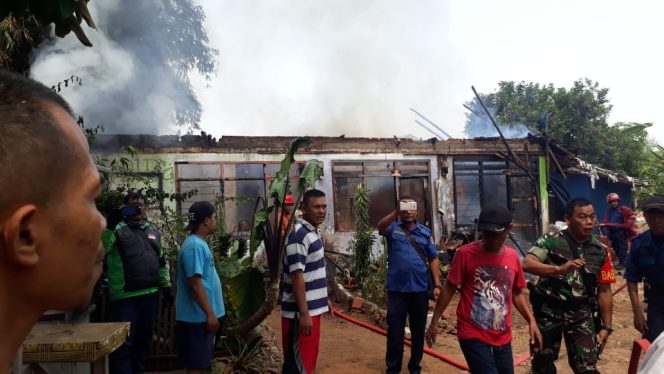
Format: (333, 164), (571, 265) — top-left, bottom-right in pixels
(100, 0), (218, 127)
(465, 79), (652, 176)
(637, 144), (664, 196)
(1, 0), (96, 72)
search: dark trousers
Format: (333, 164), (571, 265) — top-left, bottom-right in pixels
(459, 338), (514, 374)
(109, 293), (159, 374)
(531, 304), (598, 374)
(609, 230), (628, 264)
(646, 304), (664, 342)
(386, 291), (428, 374)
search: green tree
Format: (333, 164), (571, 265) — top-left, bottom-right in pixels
(637, 144), (664, 197)
(465, 79), (652, 176)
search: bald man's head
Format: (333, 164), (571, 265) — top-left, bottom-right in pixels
(0, 71), (83, 213)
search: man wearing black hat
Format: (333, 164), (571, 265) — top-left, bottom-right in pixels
(175, 201), (225, 373)
(626, 195), (664, 342)
(425, 203), (541, 373)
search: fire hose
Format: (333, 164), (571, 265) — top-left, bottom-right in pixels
(330, 305), (469, 371)
(330, 305), (533, 371)
(326, 281), (631, 370)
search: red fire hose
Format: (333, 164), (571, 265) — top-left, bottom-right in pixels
(330, 305), (470, 371)
(331, 305), (535, 370)
(613, 282), (628, 296)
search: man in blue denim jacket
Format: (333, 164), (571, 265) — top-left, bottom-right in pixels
(378, 196), (441, 374)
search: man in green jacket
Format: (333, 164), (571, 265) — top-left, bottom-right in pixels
(105, 192), (172, 374)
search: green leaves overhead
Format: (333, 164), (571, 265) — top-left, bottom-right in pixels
(2, 0), (97, 47)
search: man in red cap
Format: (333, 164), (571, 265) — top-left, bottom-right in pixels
(280, 195), (295, 238)
(602, 193), (637, 270)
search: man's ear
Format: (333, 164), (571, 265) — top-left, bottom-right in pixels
(1, 205), (40, 267)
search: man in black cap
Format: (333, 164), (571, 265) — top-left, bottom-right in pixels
(426, 203), (541, 373)
(175, 201), (225, 373)
(626, 195), (664, 342)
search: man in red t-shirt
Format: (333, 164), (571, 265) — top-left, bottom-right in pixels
(426, 204), (542, 373)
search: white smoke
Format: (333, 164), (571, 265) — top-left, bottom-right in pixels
(29, 0), (213, 134)
(464, 104), (531, 139)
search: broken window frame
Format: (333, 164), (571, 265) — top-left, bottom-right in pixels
(331, 160), (432, 232)
(174, 161), (304, 232)
(452, 157), (511, 227)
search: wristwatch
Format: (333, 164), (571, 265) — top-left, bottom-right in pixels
(434, 284), (443, 289)
(601, 326), (614, 335)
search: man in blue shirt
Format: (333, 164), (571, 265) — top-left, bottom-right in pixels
(626, 195), (664, 342)
(378, 197), (441, 374)
(602, 192), (637, 270)
(175, 201), (225, 373)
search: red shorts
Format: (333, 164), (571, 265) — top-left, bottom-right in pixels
(281, 315), (321, 374)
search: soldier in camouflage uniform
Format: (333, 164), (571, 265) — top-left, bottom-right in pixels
(523, 197), (616, 374)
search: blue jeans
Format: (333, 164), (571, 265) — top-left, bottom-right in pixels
(386, 291), (429, 374)
(459, 338), (514, 374)
(109, 293), (159, 374)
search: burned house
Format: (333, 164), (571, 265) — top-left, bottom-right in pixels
(93, 134), (644, 255)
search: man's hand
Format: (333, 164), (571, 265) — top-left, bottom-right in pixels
(324, 300), (335, 320)
(529, 321), (543, 352)
(433, 286), (441, 300)
(597, 329), (610, 353)
(299, 313), (313, 336)
(206, 315), (220, 333)
(557, 259), (586, 275)
(425, 324), (438, 348)
(634, 311), (648, 334)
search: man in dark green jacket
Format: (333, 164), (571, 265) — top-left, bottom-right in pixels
(105, 192), (172, 374)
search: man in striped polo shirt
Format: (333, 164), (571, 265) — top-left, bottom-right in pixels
(281, 189), (329, 374)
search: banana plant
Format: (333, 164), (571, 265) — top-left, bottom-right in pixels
(224, 137), (322, 336)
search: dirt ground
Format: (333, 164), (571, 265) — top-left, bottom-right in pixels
(265, 279), (644, 373)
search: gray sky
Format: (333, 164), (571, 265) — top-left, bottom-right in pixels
(192, 0), (663, 143)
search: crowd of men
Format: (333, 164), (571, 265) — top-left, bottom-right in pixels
(2, 71), (664, 374)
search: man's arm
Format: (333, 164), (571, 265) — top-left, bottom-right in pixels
(597, 284), (613, 348)
(627, 281), (647, 334)
(429, 257), (441, 298)
(187, 275), (219, 333)
(377, 208), (398, 235)
(513, 287), (543, 350)
(522, 253), (584, 277)
(290, 269), (312, 335)
(425, 280), (456, 347)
